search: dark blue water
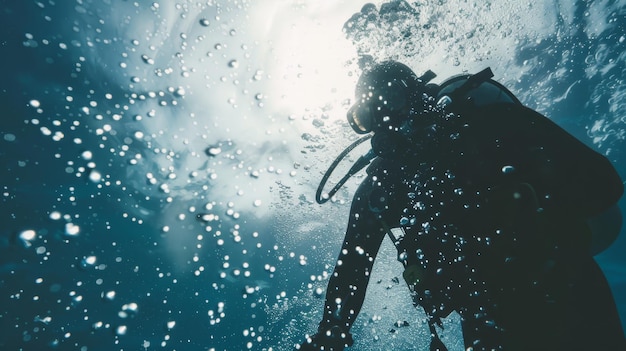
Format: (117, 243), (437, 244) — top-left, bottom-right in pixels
(1, 1), (625, 350)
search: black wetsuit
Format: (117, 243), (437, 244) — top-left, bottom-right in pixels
(319, 103), (625, 350)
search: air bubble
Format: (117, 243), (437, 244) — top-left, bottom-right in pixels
(116, 325), (127, 336)
(81, 256), (97, 269)
(501, 165), (515, 174)
(141, 54), (155, 65)
(206, 147), (222, 156)
(102, 290), (116, 301)
(65, 223), (80, 236)
(19, 230), (37, 246)
(35, 315), (52, 325)
(122, 302), (138, 313)
(174, 87), (186, 96)
(88, 169), (102, 183)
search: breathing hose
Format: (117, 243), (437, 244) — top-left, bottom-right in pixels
(316, 134), (375, 204)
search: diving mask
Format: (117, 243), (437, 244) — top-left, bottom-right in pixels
(347, 61), (436, 134)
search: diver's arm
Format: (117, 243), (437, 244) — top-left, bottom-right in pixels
(318, 180), (387, 333)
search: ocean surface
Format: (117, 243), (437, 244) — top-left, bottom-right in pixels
(1, 1), (625, 350)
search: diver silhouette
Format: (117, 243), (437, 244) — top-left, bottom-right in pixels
(297, 61), (625, 350)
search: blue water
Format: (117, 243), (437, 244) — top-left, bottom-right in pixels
(1, 1), (624, 350)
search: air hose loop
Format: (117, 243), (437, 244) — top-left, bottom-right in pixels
(316, 134), (374, 204)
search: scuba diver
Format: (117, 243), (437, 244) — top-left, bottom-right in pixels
(297, 61), (625, 350)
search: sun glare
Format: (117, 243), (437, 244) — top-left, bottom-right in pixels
(251, 2), (359, 134)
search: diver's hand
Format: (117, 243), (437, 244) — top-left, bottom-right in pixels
(296, 326), (354, 351)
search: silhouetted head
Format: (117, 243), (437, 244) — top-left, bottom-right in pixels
(347, 61), (438, 158)
(347, 60), (424, 135)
